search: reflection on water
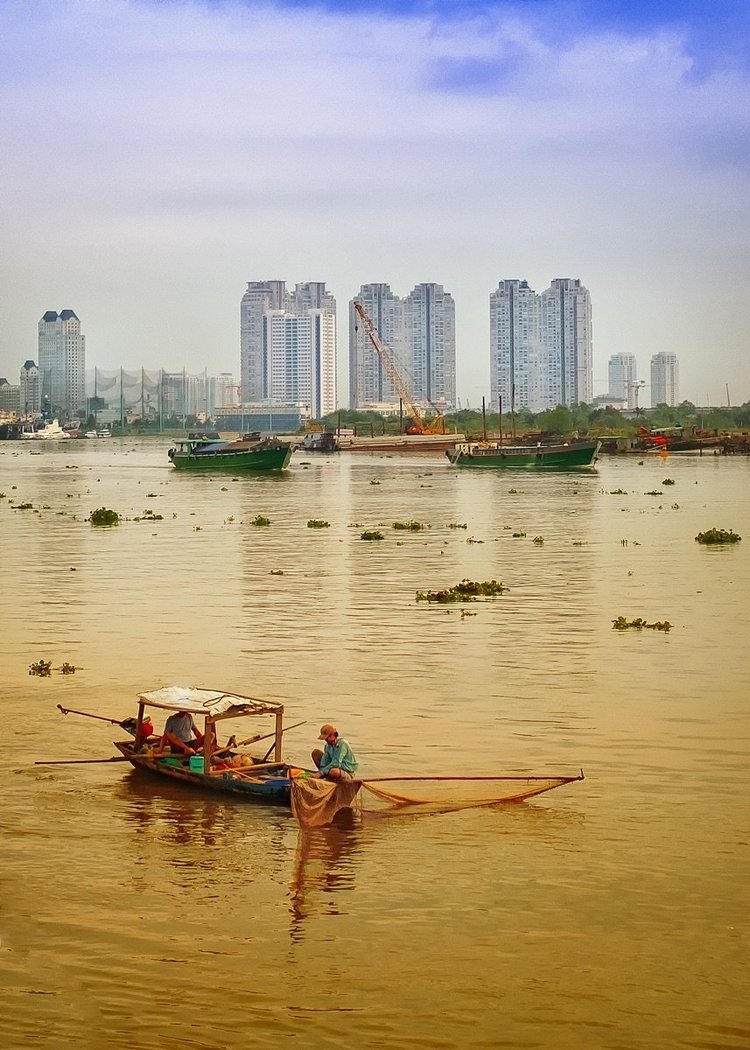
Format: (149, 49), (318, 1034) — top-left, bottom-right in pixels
(1, 441), (749, 1050)
(289, 823), (363, 943)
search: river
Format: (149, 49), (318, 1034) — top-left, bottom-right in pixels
(0, 439), (747, 1050)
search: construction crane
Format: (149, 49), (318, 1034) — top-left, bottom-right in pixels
(627, 380), (647, 410)
(352, 301), (446, 434)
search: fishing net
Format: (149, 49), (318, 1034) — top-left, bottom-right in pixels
(290, 774), (582, 829)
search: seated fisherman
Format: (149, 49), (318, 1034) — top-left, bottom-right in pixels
(311, 724), (358, 780)
(159, 710), (205, 756)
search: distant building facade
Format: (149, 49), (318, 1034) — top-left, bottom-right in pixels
(489, 277), (593, 412)
(38, 310), (86, 418)
(650, 353), (679, 407)
(20, 360), (41, 416)
(0, 379), (21, 416)
(349, 283), (405, 407)
(608, 353), (638, 409)
(349, 282), (456, 410)
(240, 281), (336, 416)
(539, 279), (593, 408)
(490, 279), (541, 412)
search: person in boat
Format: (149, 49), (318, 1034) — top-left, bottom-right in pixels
(159, 710), (205, 755)
(311, 724), (358, 780)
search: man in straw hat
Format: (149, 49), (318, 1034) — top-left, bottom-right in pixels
(312, 724), (358, 780)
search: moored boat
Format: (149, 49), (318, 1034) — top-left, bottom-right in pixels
(447, 438), (600, 470)
(168, 432), (293, 471)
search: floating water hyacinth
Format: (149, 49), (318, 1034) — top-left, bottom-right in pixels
(695, 528), (741, 545)
(89, 507), (119, 526)
(416, 579), (509, 603)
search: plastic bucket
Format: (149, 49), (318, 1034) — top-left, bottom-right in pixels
(188, 755), (205, 773)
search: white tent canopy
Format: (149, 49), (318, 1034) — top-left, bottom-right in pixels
(137, 685), (283, 719)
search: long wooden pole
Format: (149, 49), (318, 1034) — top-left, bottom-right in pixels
(35, 757), (132, 765)
(359, 773), (584, 783)
(57, 704), (124, 726)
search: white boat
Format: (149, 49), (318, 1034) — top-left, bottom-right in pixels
(96, 429), (112, 438)
(33, 419), (69, 440)
(84, 430), (98, 438)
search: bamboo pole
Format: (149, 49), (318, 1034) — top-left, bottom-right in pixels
(358, 773), (584, 783)
(35, 757), (132, 765)
(57, 704), (125, 726)
(274, 709), (284, 763)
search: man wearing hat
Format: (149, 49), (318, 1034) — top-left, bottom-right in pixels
(312, 724), (358, 780)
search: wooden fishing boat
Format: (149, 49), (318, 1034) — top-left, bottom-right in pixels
(48, 686), (585, 824)
(113, 686), (297, 804)
(167, 433), (293, 471)
(447, 438), (600, 470)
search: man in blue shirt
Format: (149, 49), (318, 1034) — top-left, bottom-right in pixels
(312, 724), (358, 780)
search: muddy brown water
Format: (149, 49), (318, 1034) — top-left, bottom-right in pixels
(1, 440), (748, 1050)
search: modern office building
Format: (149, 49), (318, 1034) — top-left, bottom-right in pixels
(608, 353), (639, 409)
(20, 360), (41, 417)
(650, 352), (679, 407)
(539, 279), (593, 408)
(349, 282), (456, 410)
(490, 279), (542, 412)
(38, 310), (86, 418)
(240, 280), (336, 415)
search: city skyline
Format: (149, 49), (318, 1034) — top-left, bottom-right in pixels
(1, 1), (748, 407)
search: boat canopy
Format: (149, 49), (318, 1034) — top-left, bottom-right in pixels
(137, 685), (284, 719)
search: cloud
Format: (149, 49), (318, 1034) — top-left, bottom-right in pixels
(1, 0), (749, 403)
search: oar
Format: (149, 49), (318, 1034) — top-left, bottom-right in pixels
(35, 756), (133, 765)
(57, 704), (131, 728)
(212, 720), (306, 759)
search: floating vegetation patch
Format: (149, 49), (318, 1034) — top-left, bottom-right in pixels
(512, 531), (526, 538)
(370, 480), (380, 486)
(448, 522), (467, 529)
(393, 520), (425, 531)
(0, 492), (5, 498)
(644, 490), (661, 496)
(59, 662), (78, 675)
(29, 659), (52, 676)
(572, 540), (586, 546)
(307, 519), (330, 528)
(12, 502), (33, 510)
(609, 489), (628, 495)
(269, 569), (284, 575)
(662, 478), (675, 486)
(532, 536), (544, 545)
(695, 528), (741, 545)
(466, 536), (484, 544)
(251, 515), (271, 527)
(612, 616), (672, 632)
(134, 509), (164, 522)
(416, 579), (509, 603)
(360, 530), (384, 541)
(89, 507), (120, 526)
(508, 488), (518, 494)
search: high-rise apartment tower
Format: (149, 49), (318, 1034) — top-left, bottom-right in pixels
(650, 353), (679, 407)
(38, 310), (86, 418)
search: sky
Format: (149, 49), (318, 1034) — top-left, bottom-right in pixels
(1, 0), (749, 408)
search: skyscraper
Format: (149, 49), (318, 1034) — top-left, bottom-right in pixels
(608, 352), (638, 408)
(349, 284), (405, 407)
(650, 353), (679, 407)
(240, 281), (288, 403)
(490, 280), (541, 412)
(403, 283), (456, 407)
(539, 279), (593, 408)
(240, 280), (337, 416)
(20, 359), (41, 416)
(38, 310), (86, 418)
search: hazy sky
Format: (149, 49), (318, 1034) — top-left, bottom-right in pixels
(2, 0), (748, 406)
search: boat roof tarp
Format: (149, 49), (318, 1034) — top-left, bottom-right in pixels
(137, 685), (283, 717)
